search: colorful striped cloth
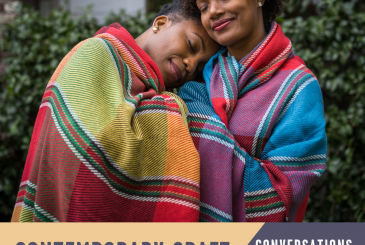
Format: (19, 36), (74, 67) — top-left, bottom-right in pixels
(11, 23), (200, 222)
(178, 22), (327, 222)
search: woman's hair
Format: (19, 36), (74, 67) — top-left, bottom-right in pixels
(152, 0), (202, 25)
(179, 0), (289, 28)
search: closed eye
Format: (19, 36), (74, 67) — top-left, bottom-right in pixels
(188, 40), (195, 53)
(200, 6), (208, 12)
(198, 2), (208, 12)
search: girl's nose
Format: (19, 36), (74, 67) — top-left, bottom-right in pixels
(183, 57), (199, 77)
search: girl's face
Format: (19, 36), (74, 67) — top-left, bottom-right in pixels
(196, 0), (263, 47)
(145, 17), (220, 88)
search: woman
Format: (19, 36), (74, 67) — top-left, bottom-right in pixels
(11, 1), (220, 222)
(178, 0), (327, 222)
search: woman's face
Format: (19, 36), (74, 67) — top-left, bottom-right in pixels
(144, 18), (220, 88)
(196, 0), (263, 47)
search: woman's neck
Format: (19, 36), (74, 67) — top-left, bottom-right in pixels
(227, 24), (267, 61)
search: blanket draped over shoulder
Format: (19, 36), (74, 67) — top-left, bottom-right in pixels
(178, 22), (327, 222)
(11, 23), (200, 222)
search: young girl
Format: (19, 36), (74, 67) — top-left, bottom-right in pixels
(11, 1), (220, 222)
(178, 0), (327, 222)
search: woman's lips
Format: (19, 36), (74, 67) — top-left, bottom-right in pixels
(170, 60), (183, 84)
(212, 18), (234, 31)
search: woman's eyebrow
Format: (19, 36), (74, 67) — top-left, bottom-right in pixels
(192, 32), (206, 52)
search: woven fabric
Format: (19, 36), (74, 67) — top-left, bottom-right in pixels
(11, 24), (200, 222)
(178, 22), (327, 222)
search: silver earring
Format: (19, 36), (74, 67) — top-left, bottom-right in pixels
(258, 2), (262, 6)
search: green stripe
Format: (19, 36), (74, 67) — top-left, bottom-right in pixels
(34, 205), (54, 222)
(245, 192), (279, 202)
(246, 202), (284, 212)
(103, 39), (122, 78)
(23, 196), (35, 209)
(219, 55), (236, 105)
(136, 104), (167, 110)
(102, 38), (139, 107)
(190, 127), (235, 145)
(122, 39), (159, 92)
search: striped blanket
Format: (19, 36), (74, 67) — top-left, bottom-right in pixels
(178, 22), (327, 222)
(11, 24), (200, 222)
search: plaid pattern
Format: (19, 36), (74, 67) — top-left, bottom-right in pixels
(179, 22), (327, 222)
(11, 24), (200, 222)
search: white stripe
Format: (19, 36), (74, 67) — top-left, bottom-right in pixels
(15, 202), (24, 207)
(159, 197), (199, 211)
(244, 187), (275, 197)
(246, 206), (285, 219)
(233, 148), (246, 164)
(243, 23), (278, 67)
(46, 81), (56, 89)
(276, 78), (316, 122)
(187, 113), (226, 126)
(34, 203), (59, 222)
(19, 180), (29, 188)
(268, 154), (326, 162)
(39, 102), (51, 109)
(163, 97), (175, 101)
(255, 42), (292, 74)
(23, 203), (35, 212)
(191, 132), (234, 149)
(251, 65), (305, 156)
(186, 113), (210, 120)
(200, 202), (232, 221)
(27, 181), (37, 189)
(314, 172), (321, 177)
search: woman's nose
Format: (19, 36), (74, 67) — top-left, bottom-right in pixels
(209, 1), (225, 19)
(183, 57), (198, 77)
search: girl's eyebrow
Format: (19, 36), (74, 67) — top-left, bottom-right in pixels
(192, 32), (206, 52)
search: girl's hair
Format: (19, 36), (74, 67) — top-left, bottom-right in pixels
(178, 0), (289, 28)
(152, 0), (202, 26)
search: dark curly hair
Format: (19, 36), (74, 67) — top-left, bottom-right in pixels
(152, 0), (202, 26)
(178, 0), (289, 29)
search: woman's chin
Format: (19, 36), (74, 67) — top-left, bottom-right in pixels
(210, 31), (239, 47)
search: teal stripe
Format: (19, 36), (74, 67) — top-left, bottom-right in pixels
(200, 206), (231, 222)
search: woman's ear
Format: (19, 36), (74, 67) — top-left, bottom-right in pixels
(152, 15), (171, 33)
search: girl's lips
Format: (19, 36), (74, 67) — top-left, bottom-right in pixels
(212, 18), (234, 31)
(170, 60), (183, 84)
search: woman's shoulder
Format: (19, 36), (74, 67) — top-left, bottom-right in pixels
(274, 54), (320, 95)
(281, 55), (317, 80)
(272, 54), (324, 103)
